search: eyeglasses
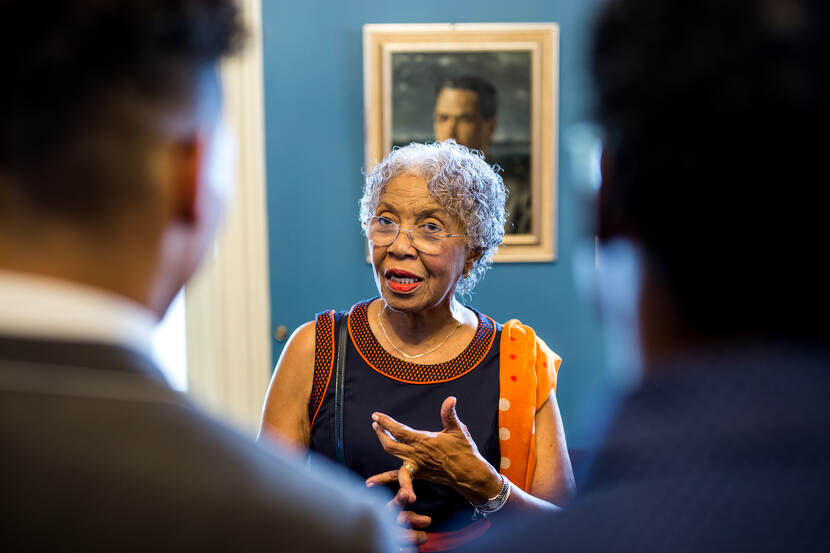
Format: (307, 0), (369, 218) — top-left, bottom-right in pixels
(365, 216), (466, 254)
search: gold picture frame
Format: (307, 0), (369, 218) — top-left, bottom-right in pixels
(363, 23), (559, 262)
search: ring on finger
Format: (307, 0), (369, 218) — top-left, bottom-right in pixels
(402, 461), (418, 476)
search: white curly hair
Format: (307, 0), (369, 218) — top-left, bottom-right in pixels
(359, 140), (507, 297)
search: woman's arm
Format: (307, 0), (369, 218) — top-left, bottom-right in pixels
(257, 321), (316, 450)
(529, 391), (576, 506)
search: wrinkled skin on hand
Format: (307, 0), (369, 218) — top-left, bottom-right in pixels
(365, 396), (502, 508)
(365, 396), (501, 550)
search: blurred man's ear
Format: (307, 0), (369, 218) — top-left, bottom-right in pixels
(170, 135), (204, 225)
(170, 120), (234, 228)
(149, 126), (228, 318)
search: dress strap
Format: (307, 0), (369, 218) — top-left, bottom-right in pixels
(334, 312), (349, 464)
(308, 310), (336, 429)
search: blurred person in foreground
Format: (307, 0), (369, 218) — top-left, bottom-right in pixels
(474, 0), (830, 551)
(260, 141), (574, 552)
(0, 2), (395, 551)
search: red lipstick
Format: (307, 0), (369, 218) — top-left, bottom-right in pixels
(384, 269), (424, 293)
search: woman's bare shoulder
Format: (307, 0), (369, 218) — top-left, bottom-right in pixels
(277, 320), (316, 377)
(260, 320), (318, 446)
(263, 320), (317, 409)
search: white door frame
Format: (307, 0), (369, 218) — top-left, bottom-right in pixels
(185, 0), (271, 435)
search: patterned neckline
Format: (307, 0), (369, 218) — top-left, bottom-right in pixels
(347, 299), (496, 384)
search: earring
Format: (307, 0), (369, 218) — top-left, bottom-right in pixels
(462, 270), (470, 279)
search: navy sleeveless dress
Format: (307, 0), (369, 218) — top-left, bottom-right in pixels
(308, 299), (502, 533)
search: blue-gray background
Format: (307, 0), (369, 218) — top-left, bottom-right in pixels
(262, 0), (609, 449)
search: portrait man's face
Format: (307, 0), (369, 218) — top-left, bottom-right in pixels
(433, 87), (496, 153)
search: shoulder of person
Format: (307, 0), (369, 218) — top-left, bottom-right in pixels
(156, 401), (398, 552)
(270, 320), (318, 384)
(285, 319), (317, 356)
(282, 308), (349, 363)
(238, 441), (398, 552)
(501, 320), (561, 366)
(0, 379), (395, 553)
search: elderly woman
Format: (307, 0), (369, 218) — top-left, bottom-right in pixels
(260, 141), (574, 551)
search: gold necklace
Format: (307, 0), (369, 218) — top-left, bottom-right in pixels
(376, 306), (461, 360)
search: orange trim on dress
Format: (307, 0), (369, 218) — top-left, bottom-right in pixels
(347, 299), (496, 385)
(309, 310), (336, 430)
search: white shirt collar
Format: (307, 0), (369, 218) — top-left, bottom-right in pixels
(0, 269), (158, 357)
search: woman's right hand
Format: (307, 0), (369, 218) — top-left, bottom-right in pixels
(373, 478), (431, 550)
(396, 508), (431, 550)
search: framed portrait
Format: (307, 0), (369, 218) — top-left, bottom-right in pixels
(363, 23), (559, 262)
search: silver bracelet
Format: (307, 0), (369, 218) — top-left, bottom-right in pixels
(471, 473), (511, 520)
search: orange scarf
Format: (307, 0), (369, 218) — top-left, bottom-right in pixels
(497, 320), (561, 491)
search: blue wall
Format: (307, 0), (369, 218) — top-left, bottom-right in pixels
(262, 0), (607, 448)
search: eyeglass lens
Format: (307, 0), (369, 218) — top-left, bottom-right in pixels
(367, 218), (444, 254)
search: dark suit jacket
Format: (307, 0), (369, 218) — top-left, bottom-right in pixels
(475, 344), (830, 552)
(0, 336), (395, 552)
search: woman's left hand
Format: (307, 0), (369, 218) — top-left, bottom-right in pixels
(365, 396), (502, 505)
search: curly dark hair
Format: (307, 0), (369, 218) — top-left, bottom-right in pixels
(0, 0), (244, 225)
(591, 0), (828, 338)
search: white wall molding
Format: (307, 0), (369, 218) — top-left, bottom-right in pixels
(185, 0), (271, 435)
